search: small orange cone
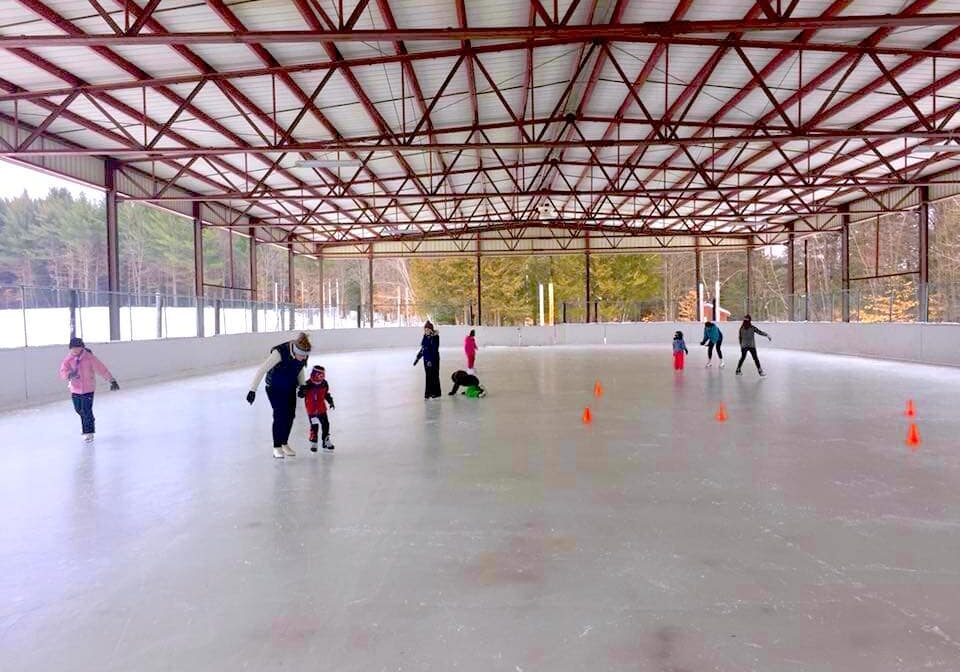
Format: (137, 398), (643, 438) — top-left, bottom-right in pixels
(582, 407), (593, 424)
(906, 423), (921, 449)
(905, 399), (916, 417)
(715, 403), (728, 422)
(594, 380), (604, 398)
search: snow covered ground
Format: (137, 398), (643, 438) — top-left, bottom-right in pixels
(0, 305), (407, 348)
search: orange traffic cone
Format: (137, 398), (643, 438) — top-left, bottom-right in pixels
(582, 407), (593, 424)
(594, 380), (604, 398)
(906, 423), (921, 449)
(905, 399), (916, 417)
(715, 403), (728, 422)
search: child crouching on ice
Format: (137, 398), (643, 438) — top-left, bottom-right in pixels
(449, 370), (486, 397)
(672, 331), (689, 370)
(299, 365), (335, 451)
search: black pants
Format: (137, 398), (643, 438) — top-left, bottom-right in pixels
(308, 414), (330, 443)
(71, 392), (95, 434)
(737, 347), (762, 371)
(423, 362), (442, 398)
(266, 385), (297, 447)
(707, 338), (723, 360)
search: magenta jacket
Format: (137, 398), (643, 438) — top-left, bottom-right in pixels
(59, 349), (114, 394)
(464, 335), (477, 357)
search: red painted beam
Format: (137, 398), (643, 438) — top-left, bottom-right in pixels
(6, 35), (960, 107)
(5, 13), (960, 45)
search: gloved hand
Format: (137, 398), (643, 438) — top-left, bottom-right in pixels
(297, 385), (306, 398)
(246, 390), (256, 405)
(412, 360), (418, 367)
(329, 401), (335, 411)
(767, 335), (773, 342)
(67, 371), (79, 381)
(109, 379), (120, 391)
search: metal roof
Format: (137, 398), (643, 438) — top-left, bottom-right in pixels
(3, 0), (960, 256)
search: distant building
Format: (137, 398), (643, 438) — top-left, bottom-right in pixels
(702, 302), (732, 322)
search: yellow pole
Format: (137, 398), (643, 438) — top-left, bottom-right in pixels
(548, 282), (555, 325)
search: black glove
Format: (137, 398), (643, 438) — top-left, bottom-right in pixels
(109, 379), (120, 391)
(329, 401), (335, 410)
(297, 385), (306, 398)
(767, 335), (773, 342)
(246, 390), (256, 405)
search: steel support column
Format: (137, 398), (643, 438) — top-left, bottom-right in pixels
(193, 202), (204, 337)
(287, 244), (295, 331)
(745, 243), (753, 317)
(804, 239), (810, 321)
(475, 238), (482, 326)
(249, 227), (258, 332)
(319, 255), (325, 329)
(787, 227), (796, 321)
(368, 253), (374, 328)
(841, 205), (851, 322)
(584, 234), (591, 324)
(694, 242), (703, 322)
(919, 185), (930, 322)
(105, 158), (120, 341)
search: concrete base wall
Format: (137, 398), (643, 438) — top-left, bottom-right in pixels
(0, 328), (423, 409)
(3, 322), (959, 409)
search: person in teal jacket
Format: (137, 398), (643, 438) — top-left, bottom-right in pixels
(699, 321), (724, 368)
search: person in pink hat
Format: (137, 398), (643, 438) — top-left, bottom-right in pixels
(58, 337), (120, 442)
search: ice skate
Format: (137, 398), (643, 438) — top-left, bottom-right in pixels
(82, 433), (94, 443)
(758, 369), (766, 377)
(272, 447), (285, 459)
(310, 441), (318, 453)
(735, 369), (742, 376)
(720, 361), (725, 368)
(281, 444), (296, 457)
(323, 437), (335, 452)
(705, 361), (712, 368)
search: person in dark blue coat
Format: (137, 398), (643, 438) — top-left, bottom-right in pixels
(247, 331), (312, 458)
(413, 320), (442, 398)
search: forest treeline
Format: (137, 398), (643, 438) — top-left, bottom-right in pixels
(3, 187), (958, 323)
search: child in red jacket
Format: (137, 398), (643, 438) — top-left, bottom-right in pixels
(299, 365), (335, 452)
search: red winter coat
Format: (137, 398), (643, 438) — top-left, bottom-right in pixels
(303, 380), (333, 416)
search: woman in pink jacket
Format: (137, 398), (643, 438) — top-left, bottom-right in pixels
(464, 329), (478, 374)
(58, 337), (120, 442)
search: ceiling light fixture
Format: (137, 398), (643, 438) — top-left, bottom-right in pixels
(911, 141), (960, 154)
(294, 158), (364, 168)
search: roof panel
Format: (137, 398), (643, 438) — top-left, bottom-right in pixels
(4, 0), (960, 249)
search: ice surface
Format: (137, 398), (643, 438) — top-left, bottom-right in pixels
(2, 345), (960, 671)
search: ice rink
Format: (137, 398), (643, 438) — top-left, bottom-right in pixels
(3, 345), (960, 671)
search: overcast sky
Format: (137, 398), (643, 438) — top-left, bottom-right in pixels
(0, 160), (103, 201)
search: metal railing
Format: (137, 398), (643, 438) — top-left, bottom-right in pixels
(748, 282), (960, 323)
(4, 282), (958, 349)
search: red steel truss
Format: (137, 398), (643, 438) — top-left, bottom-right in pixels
(1, 0), (960, 253)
